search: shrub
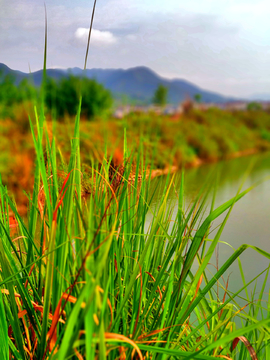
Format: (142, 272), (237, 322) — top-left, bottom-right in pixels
(45, 75), (113, 118)
(0, 72), (18, 106)
(261, 129), (270, 142)
(153, 84), (168, 106)
(247, 102), (262, 111)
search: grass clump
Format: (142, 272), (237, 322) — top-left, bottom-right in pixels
(0, 107), (269, 360)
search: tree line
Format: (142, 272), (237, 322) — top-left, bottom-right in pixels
(0, 70), (172, 119)
(0, 71), (113, 119)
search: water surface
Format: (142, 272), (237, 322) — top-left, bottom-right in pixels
(150, 152), (270, 301)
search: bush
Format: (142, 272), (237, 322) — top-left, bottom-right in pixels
(0, 72), (18, 106)
(261, 129), (270, 142)
(153, 84), (168, 106)
(247, 102), (262, 111)
(45, 76), (113, 118)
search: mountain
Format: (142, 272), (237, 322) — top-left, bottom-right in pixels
(66, 66), (235, 103)
(0, 63), (30, 84)
(0, 63), (68, 86)
(0, 63), (236, 104)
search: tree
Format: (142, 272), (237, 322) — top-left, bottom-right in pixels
(153, 84), (168, 106)
(17, 79), (37, 102)
(194, 93), (202, 103)
(247, 102), (262, 111)
(45, 75), (113, 118)
(0, 72), (19, 106)
(0, 71), (37, 106)
(80, 77), (113, 117)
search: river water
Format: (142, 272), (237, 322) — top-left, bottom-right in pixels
(149, 152), (270, 302)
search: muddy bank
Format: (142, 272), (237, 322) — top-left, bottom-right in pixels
(147, 147), (260, 180)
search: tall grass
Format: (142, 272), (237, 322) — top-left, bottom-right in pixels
(0, 103), (270, 359)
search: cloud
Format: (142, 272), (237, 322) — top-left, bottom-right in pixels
(126, 34), (137, 41)
(74, 28), (118, 47)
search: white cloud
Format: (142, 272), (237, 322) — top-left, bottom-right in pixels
(74, 28), (118, 47)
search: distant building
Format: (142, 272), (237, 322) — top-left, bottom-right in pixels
(163, 105), (183, 115)
(112, 100), (270, 119)
(112, 106), (131, 119)
(225, 102), (248, 111)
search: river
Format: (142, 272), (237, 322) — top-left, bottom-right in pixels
(149, 152), (270, 303)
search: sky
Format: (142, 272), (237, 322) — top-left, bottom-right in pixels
(1, 0), (270, 97)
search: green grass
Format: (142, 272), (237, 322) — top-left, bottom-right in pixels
(0, 107), (270, 359)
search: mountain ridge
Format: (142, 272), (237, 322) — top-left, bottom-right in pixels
(0, 62), (242, 104)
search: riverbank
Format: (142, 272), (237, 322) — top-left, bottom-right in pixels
(144, 147), (262, 181)
(1, 107), (270, 213)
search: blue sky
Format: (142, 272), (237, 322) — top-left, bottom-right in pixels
(1, 0), (270, 97)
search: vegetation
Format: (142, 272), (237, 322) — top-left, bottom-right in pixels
(247, 102), (262, 111)
(0, 108), (269, 359)
(0, 71), (19, 104)
(1, 107), (270, 213)
(45, 76), (113, 118)
(0, 70), (113, 120)
(0, 72), (35, 119)
(194, 93), (202, 103)
(153, 84), (168, 106)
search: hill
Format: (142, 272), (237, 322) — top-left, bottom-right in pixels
(0, 63), (236, 104)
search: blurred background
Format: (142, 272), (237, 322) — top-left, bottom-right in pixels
(0, 0), (270, 214)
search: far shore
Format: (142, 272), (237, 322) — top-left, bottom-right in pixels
(147, 147), (260, 180)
